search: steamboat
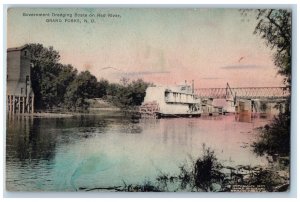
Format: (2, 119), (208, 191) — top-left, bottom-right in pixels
(139, 82), (202, 118)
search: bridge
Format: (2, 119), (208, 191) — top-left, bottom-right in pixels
(194, 83), (289, 100)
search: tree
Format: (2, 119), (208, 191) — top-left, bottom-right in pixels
(242, 9), (292, 88)
(27, 44), (100, 111)
(120, 77), (130, 86)
(27, 43), (61, 109)
(54, 64), (78, 106)
(128, 79), (150, 106)
(107, 79), (150, 109)
(26, 43), (150, 111)
(241, 9), (292, 156)
(253, 113), (290, 156)
(96, 79), (109, 98)
(106, 83), (121, 96)
(64, 71), (98, 110)
(193, 145), (224, 191)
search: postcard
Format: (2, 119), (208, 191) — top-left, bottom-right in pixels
(5, 7), (292, 193)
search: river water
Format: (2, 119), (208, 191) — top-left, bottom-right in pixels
(6, 113), (272, 191)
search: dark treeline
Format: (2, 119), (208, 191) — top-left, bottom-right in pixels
(27, 43), (150, 111)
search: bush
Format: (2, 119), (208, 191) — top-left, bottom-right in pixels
(193, 145), (225, 191)
(253, 112), (290, 156)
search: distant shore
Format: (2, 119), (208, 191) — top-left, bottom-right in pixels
(7, 107), (133, 118)
(6, 98), (143, 118)
(13, 112), (74, 118)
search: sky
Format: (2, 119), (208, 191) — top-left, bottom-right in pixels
(7, 8), (285, 88)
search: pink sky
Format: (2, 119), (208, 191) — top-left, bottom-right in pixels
(7, 8), (285, 88)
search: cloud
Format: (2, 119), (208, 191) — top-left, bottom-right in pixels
(115, 71), (171, 77)
(201, 77), (223, 80)
(100, 66), (121, 71)
(220, 64), (263, 69)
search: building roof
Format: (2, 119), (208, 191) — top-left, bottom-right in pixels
(7, 45), (28, 52)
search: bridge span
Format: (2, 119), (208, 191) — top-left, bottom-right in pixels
(194, 83), (289, 100)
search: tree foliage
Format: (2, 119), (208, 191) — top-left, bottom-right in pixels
(27, 44), (61, 109)
(107, 78), (150, 109)
(54, 64), (78, 106)
(241, 9), (292, 156)
(193, 146), (224, 191)
(26, 43), (149, 111)
(242, 9), (292, 87)
(64, 71), (98, 110)
(253, 112), (290, 156)
(96, 79), (109, 98)
(27, 44), (101, 110)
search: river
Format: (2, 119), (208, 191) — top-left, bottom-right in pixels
(6, 113), (272, 191)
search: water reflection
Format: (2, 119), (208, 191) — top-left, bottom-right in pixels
(235, 112), (252, 123)
(6, 115), (117, 163)
(6, 113), (271, 191)
(235, 112), (274, 123)
(7, 116), (56, 163)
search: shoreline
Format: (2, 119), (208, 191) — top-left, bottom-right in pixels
(10, 112), (74, 118)
(6, 107), (134, 118)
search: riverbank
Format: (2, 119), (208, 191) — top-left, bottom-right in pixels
(13, 112), (74, 118)
(78, 151), (290, 192)
(8, 107), (133, 119)
(7, 98), (124, 118)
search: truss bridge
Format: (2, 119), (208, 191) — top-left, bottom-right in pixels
(194, 83), (289, 100)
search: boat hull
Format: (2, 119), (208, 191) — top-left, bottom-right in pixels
(157, 113), (201, 118)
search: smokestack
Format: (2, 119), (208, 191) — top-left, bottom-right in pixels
(192, 80), (194, 94)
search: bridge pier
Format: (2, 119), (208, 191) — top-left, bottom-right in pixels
(195, 85), (289, 116)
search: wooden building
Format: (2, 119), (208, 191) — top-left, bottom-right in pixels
(7, 45), (34, 114)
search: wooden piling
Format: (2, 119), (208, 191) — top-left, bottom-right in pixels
(18, 96), (21, 114)
(12, 96), (15, 114)
(8, 95), (11, 112)
(31, 95), (34, 113)
(22, 96), (25, 113)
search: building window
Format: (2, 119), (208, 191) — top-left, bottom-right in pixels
(21, 88), (24, 94)
(24, 51), (27, 56)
